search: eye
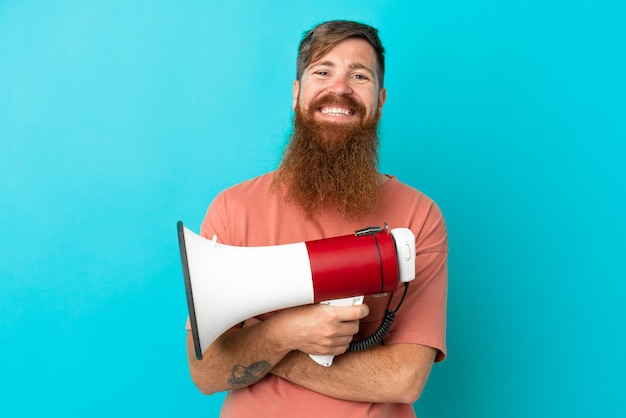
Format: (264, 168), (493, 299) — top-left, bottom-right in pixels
(315, 70), (329, 76)
(353, 74), (369, 81)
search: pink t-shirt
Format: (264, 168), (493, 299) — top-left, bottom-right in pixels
(197, 172), (448, 417)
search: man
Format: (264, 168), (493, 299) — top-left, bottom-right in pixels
(187, 20), (448, 417)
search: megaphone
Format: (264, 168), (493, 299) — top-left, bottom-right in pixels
(178, 221), (416, 364)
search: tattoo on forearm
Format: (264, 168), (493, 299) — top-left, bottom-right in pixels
(227, 361), (271, 387)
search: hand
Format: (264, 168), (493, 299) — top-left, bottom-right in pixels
(271, 303), (369, 356)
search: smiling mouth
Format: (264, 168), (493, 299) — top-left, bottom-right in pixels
(319, 106), (354, 116)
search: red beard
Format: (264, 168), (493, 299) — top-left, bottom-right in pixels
(273, 94), (382, 220)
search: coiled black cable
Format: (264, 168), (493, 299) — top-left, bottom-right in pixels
(348, 282), (410, 352)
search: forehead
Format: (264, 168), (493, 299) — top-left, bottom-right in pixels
(308, 38), (378, 71)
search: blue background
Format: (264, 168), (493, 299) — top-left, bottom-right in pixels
(1, 1), (624, 416)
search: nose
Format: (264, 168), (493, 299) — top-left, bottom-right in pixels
(328, 75), (352, 96)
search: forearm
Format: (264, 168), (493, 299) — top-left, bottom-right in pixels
(271, 343), (436, 404)
(187, 318), (290, 394)
(187, 303), (370, 395)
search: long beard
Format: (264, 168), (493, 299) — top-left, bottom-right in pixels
(273, 96), (381, 220)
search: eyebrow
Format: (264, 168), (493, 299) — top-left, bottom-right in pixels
(312, 60), (375, 76)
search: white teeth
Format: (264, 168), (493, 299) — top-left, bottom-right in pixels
(321, 107), (352, 116)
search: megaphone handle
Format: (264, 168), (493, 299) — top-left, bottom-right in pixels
(308, 295), (365, 367)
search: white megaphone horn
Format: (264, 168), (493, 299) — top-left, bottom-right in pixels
(178, 221), (416, 364)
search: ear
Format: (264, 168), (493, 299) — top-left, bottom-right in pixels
(377, 87), (387, 115)
(292, 80), (300, 111)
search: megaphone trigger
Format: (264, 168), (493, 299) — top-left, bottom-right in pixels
(309, 295), (365, 367)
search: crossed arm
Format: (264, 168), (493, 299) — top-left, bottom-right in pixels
(187, 303), (436, 404)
